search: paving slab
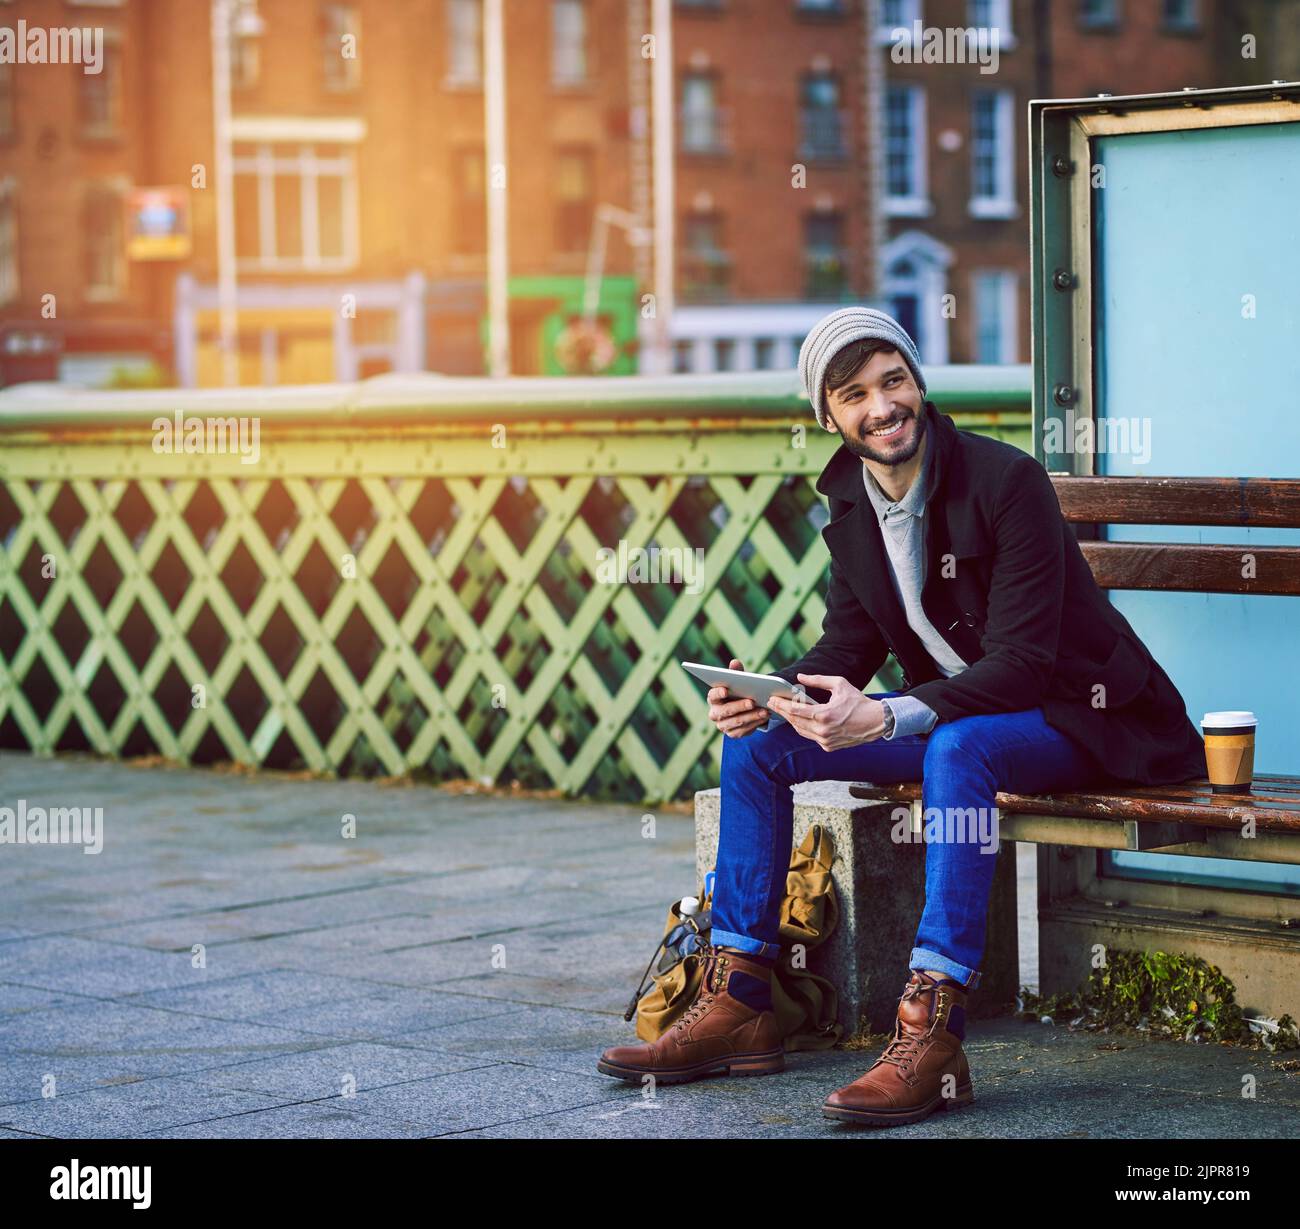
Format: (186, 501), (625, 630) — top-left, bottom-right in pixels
(180, 1040), (492, 1098)
(2, 750), (1297, 1140)
(340, 1063), (636, 1136)
(0, 1073), (292, 1138)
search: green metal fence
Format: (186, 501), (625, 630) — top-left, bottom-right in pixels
(0, 368), (1031, 802)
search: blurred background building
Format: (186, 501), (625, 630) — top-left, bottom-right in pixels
(0, 0), (1296, 387)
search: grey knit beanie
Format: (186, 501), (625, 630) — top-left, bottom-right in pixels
(798, 306), (927, 430)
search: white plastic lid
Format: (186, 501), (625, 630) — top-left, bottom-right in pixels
(678, 896), (700, 916)
(1201, 710), (1257, 727)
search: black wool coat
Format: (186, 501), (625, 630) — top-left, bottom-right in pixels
(771, 403), (1206, 787)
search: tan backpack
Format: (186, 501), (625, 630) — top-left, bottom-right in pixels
(628, 824), (843, 1052)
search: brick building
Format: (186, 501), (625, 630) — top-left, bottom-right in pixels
(0, 0), (1291, 386)
(0, 0), (641, 384)
(666, 0), (1268, 371)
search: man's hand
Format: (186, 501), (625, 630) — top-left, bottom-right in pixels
(707, 658), (772, 739)
(766, 673), (887, 751)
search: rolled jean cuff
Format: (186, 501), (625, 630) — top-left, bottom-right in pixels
(711, 928), (781, 960)
(910, 947), (981, 991)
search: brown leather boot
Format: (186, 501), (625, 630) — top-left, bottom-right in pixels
(822, 969), (974, 1125)
(597, 941), (785, 1084)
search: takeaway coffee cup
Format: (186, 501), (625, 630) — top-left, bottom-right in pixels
(1201, 711), (1257, 794)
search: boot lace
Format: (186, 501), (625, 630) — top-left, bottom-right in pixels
(873, 978), (936, 1073)
(673, 940), (729, 1033)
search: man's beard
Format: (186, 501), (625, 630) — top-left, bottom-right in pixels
(835, 402), (928, 466)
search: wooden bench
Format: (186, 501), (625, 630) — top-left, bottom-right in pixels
(851, 474), (1300, 847)
(844, 474), (1300, 1021)
(695, 475), (1300, 1034)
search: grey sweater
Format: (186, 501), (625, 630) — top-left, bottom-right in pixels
(860, 433), (968, 739)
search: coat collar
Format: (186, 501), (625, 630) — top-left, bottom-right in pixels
(814, 400), (955, 505)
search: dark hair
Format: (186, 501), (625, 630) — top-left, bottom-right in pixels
(823, 338), (900, 398)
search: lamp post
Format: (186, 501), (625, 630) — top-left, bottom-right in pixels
(210, 0), (263, 388)
(649, 0), (674, 375)
(484, 0), (510, 378)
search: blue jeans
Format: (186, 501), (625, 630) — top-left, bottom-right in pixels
(710, 690), (1103, 990)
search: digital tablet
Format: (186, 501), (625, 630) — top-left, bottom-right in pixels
(681, 662), (805, 708)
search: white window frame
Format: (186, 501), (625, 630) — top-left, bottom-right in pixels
(232, 139), (360, 273)
(79, 27), (123, 138)
(884, 85), (930, 217)
(0, 177), (18, 306)
(551, 0), (587, 88)
(969, 88), (1017, 219)
(681, 72), (723, 153)
(445, 0), (482, 87)
(876, 0), (921, 44)
(967, 0), (1015, 49)
(972, 269), (1019, 364)
(321, 3), (361, 93)
(231, 29), (261, 89)
(881, 229), (952, 365)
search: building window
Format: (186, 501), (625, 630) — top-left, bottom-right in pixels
(84, 182), (125, 300)
(681, 213), (730, 302)
(886, 259), (921, 353)
(446, 0), (482, 86)
(79, 31), (122, 137)
(1162, 0), (1198, 30)
(1078, 0), (1120, 29)
(452, 147), (485, 255)
(552, 0), (587, 87)
(884, 85), (928, 216)
(754, 338), (777, 369)
(554, 146), (594, 253)
(321, 4), (361, 92)
(796, 0), (846, 15)
(672, 339), (694, 374)
(972, 270), (1018, 363)
(804, 213), (846, 300)
(877, 0), (921, 41)
(883, 230), (953, 365)
(968, 0), (1013, 43)
(969, 89), (1016, 217)
(232, 29), (261, 89)
(233, 143), (359, 271)
(0, 63), (14, 139)
(0, 179), (17, 305)
(681, 73), (726, 154)
(800, 73), (846, 160)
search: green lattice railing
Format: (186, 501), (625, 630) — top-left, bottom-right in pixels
(0, 368), (1031, 801)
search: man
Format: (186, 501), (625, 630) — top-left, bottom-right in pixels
(596, 307), (1205, 1125)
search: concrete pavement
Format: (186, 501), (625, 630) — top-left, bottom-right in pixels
(1, 751), (1296, 1139)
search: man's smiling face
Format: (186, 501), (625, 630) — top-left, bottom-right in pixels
(823, 345), (927, 467)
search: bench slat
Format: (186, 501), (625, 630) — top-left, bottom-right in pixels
(847, 780), (1300, 835)
(1101, 777), (1300, 806)
(1080, 541), (1300, 595)
(1052, 476), (1300, 528)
